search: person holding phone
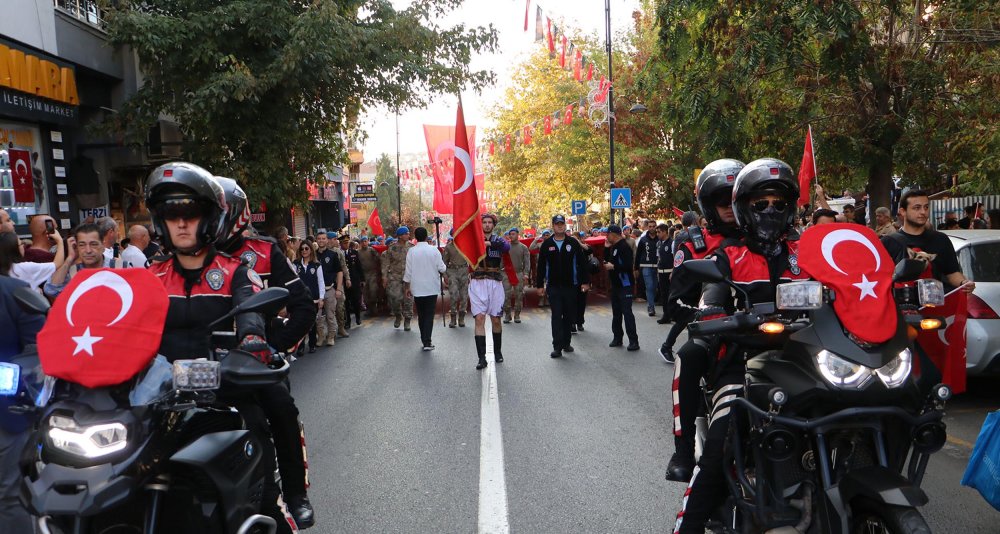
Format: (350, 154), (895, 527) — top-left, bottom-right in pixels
(23, 215), (58, 263)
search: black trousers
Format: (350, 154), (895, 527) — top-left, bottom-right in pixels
(673, 364), (744, 533)
(414, 295), (438, 345)
(665, 306), (697, 349)
(576, 287), (588, 325)
(344, 284), (362, 321)
(658, 272), (672, 317)
(610, 289), (638, 343)
(257, 383), (307, 500)
(671, 338), (711, 457)
(547, 285), (578, 350)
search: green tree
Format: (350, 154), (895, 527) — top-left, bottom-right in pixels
(103, 0), (497, 210)
(373, 154), (401, 232)
(655, 0), (1000, 211)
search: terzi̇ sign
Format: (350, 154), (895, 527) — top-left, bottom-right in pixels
(0, 39), (79, 124)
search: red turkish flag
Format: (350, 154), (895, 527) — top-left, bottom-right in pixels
(672, 207), (685, 218)
(502, 252), (519, 285)
(546, 18), (555, 54)
(564, 104), (573, 125)
(451, 101), (486, 267)
(917, 290), (968, 394)
(423, 123), (477, 215)
(586, 63), (594, 81)
(544, 115), (553, 135)
(798, 223), (897, 343)
(9, 148), (34, 203)
(37, 269), (169, 388)
(367, 207), (384, 236)
(798, 125), (816, 206)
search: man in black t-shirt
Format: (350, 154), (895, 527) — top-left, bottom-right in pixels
(881, 189), (975, 294)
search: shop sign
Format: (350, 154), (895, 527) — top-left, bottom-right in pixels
(351, 182), (377, 202)
(79, 205), (109, 220)
(0, 37), (79, 125)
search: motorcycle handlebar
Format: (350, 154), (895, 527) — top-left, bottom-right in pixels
(688, 312), (765, 336)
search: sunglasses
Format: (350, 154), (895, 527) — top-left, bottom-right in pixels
(751, 199), (789, 213)
(158, 198), (205, 221)
(715, 199), (733, 208)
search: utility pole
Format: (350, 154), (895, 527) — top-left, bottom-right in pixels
(395, 110), (403, 227)
(605, 0), (617, 226)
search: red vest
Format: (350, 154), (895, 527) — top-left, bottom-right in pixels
(231, 238), (274, 277)
(683, 231), (728, 260)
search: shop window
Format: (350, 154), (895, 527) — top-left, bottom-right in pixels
(1, 122), (50, 226)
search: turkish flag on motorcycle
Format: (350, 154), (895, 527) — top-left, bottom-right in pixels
(917, 289), (968, 394)
(798, 223), (898, 344)
(37, 269), (169, 388)
(8, 148), (34, 203)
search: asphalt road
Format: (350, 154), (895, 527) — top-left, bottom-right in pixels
(287, 299), (999, 533)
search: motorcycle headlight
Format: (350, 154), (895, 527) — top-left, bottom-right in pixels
(816, 350), (873, 389)
(47, 415), (128, 459)
(875, 348), (912, 388)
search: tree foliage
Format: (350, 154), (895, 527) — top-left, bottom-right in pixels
(104, 0), (497, 210)
(654, 0), (1000, 211)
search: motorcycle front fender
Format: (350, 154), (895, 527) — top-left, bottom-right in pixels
(836, 465), (928, 508)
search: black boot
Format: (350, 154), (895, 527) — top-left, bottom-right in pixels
(475, 335), (488, 370)
(286, 493), (315, 529)
(493, 332), (503, 363)
(665, 441), (696, 482)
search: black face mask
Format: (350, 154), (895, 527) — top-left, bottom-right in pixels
(748, 206), (789, 257)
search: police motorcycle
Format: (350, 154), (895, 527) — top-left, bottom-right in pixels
(3, 286), (292, 534)
(682, 251), (951, 534)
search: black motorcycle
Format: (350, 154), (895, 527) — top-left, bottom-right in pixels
(6, 287), (291, 534)
(683, 258), (950, 534)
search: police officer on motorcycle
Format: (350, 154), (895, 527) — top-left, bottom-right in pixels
(664, 158), (744, 482)
(672, 158), (810, 533)
(215, 176), (316, 528)
(144, 162), (297, 533)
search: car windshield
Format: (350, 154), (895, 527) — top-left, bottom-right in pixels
(959, 242), (1000, 282)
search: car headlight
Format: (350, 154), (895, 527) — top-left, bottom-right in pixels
(875, 348), (912, 388)
(816, 350), (873, 389)
(47, 415), (128, 459)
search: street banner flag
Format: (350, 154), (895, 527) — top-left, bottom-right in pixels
(367, 207), (384, 237)
(798, 125), (816, 206)
(534, 6), (544, 41)
(9, 148), (34, 203)
(451, 100), (486, 267)
(574, 49), (582, 81)
(672, 207), (685, 218)
(917, 288), (969, 394)
(524, 0), (530, 31)
(423, 123), (478, 214)
(547, 19), (556, 54)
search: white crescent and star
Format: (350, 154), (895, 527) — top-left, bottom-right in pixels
(65, 271), (135, 356)
(14, 159), (28, 184)
(452, 147), (475, 194)
(820, 229), (884, 301)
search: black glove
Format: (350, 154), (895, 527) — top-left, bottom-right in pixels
(239, 334), (272, 364)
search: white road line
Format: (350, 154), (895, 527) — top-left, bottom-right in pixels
(479, 332), (510, 534)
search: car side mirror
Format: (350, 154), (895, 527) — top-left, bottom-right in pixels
(893, 259), (927, 283)
(684, 259), (726, 283)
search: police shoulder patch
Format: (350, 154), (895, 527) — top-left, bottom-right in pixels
(673, 250), (686, 268)
(205, 268), (226, 291)
(788, 254), (801, 275)
(240, 250), (257, 269)
(247, 269), (264, 289)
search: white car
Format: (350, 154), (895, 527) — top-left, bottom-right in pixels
(943, 230), (1000, 375)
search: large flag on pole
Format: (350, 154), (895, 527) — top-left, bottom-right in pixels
(366, 207), (384, 237)
(451, 100), (486, 267)
(798, 125), (816, 206)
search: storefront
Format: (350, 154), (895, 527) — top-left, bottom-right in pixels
(0, 35), (80, 234)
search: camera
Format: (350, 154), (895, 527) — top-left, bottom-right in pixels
(427, 216), (443, 224)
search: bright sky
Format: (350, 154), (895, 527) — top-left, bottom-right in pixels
(358, 0), (641, 162)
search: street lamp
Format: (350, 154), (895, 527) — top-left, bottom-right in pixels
(395, 111), (403, 226)
(605, 0), (617, 227)
(629, 102), (648, 114)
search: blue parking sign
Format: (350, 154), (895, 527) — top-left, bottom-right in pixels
(611, 188), (632, 209)
(571, 200), (586, 215)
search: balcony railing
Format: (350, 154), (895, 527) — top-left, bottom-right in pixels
(54, 0), (106, 30)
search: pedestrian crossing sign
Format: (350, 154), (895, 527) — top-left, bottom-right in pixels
(611, 188), (631, 209)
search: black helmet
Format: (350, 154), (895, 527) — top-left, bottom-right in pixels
(695, 159), (744, 232)
(145, 162), (227, 254)
(214, 176), (252, 252)
(732, 158), (798, 256)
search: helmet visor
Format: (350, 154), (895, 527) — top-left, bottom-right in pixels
(156, 198), (208, 221)
(750, 199), (790, 213)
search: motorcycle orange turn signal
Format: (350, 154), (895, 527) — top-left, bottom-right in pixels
(920, 318), (943, 330)
(759, 322), (785, 334)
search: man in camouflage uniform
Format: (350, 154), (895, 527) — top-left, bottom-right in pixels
(503, 228), (531, 323)
(441, 235), (470, 327)
(328, 231), (351, 338)
(382, 227), (413, 330)
(357, 236), (381, 317)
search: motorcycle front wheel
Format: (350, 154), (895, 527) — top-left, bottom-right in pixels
(851, 498), (931, 534)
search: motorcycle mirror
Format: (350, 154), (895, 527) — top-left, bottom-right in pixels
(14, 287), (50, 316)
(207, 287), (289, 330)
(893, 259), (927, 283)
(684, 259), (726, 283)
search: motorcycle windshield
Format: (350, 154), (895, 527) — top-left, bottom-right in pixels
(128, 355), (173, 406)
(797, 224), (898, 344)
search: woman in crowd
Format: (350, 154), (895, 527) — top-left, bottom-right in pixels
(0, 230), (66, 292)
(292, 240), (325, 354)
